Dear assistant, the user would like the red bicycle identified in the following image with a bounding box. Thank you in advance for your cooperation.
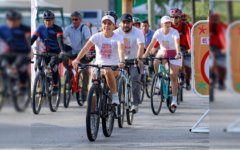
[63,54,95,108]
[63,55,84,107]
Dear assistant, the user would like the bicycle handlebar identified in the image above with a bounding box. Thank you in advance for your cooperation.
[78,63,119,71]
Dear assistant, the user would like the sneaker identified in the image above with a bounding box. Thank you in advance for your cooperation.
[186,81,191,90]
[111,94,119,105]
[18,86,27,95]
[131,105,139,114]
[81,95,87,101]
[91,116,95,129]
[219,81,226,90]
[171,99,178,108]
[51,86,58,96]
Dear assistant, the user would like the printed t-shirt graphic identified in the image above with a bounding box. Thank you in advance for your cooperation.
[124,38,131,55]
[101,43,112,59]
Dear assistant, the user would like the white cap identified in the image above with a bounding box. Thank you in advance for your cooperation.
[102,15,115,25]
[161,16,171,24]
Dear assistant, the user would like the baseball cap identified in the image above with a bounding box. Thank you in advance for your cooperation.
[161,16,171,24]
[102,15,115,25]
[120,13,132,22]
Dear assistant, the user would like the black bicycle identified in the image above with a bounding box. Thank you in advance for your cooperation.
[32,40,61,114]
[0,53,31,112]
[79,63,119,141]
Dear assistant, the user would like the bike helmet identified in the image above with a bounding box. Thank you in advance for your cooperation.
[5,10,22,19]
[43,10,55,19]
[170,8,182,16]
[105,11,118,21]
[133,17,141,24]
[182,12,188,20]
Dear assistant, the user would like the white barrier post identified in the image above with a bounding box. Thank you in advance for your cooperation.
[190,20,209,133]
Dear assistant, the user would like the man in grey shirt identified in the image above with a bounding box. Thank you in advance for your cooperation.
[63,11,91,102]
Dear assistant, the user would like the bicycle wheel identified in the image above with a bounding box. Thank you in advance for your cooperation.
[140,82,144,104]
[145,74,151,98]
[13,76,31,112]
[150,73,163,115]
[102,86,115,137]
[49,73,61,112]
[126,77,134,125]
[117,77,125,128]
[0,74,7,111]
[63,71,72,108]
[177,78,181,105]
[167,86,176,113]
[86,84,101,141]
[32,71,45,114]
[76,70,84,106]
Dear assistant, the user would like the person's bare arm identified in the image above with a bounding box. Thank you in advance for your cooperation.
[137,43,144,58]
[63,38,66,42]
[143,38,157,57]
[118,43,125,62]
[174,38,181,59]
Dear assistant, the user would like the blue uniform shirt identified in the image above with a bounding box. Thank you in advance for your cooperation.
[33,24,63,52]
[0,24,30,53]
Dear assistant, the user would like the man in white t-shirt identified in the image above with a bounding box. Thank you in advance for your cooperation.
[114,13,145,113]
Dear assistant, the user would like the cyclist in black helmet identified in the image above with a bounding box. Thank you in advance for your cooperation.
[133,17,141,29]
[31,10,66,95]
[0,10,31,94]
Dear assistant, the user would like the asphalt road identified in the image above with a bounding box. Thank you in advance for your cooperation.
[30,89,209,150]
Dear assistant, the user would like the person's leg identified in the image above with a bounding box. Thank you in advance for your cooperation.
[104,68,119,105]
[104,68,118,94]
[80,59,89,101]
[169,63,180,107]
[15,56,28,85]
[130,65,141,106]
[50,56,59,95]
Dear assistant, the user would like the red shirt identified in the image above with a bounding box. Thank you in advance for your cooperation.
[209,21,226,49]
[153,22,191,50]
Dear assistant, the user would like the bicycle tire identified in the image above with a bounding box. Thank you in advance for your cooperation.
[140,82,144,104]
[117,77,125,128]
[126,77,134,125]
[0,74,7,111]
[76,70,84,106]
[13,76,31,112]
[86,84,101,141]
[63,71,72,108]
[145,74,151,98]
[150,73,163,115]
[167,86,176,113]
[32,71,45,114]
[102,86,115,137]
[49,72,61,112]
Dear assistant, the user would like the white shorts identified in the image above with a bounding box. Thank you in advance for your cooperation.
[157,50,182,67]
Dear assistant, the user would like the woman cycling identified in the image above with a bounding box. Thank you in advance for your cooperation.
[72,15,125,105]
[143,16,182,108]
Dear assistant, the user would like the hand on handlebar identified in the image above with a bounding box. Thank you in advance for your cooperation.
[118,62,125,69]
[137,59,143,68]
[72,59,80,70]
[175,55,181,59]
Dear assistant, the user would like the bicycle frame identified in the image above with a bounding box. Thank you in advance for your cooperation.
[120,69,131,109]
[68,59,83,93]
[158,61,171,100]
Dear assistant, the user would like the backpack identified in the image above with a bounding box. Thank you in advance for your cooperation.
[171,22,186,35]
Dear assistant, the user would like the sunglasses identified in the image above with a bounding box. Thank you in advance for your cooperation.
[171,16,181,19]
[72,19,79,21]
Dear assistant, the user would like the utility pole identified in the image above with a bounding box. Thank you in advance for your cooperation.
[148,0,155,30]
[191,0,196,24]
[122,0,133,16]
[227,1,233,23]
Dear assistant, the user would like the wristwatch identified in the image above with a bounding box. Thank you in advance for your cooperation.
[137,57,143,61]
[177,52,182,56]
[120,61,126,64]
